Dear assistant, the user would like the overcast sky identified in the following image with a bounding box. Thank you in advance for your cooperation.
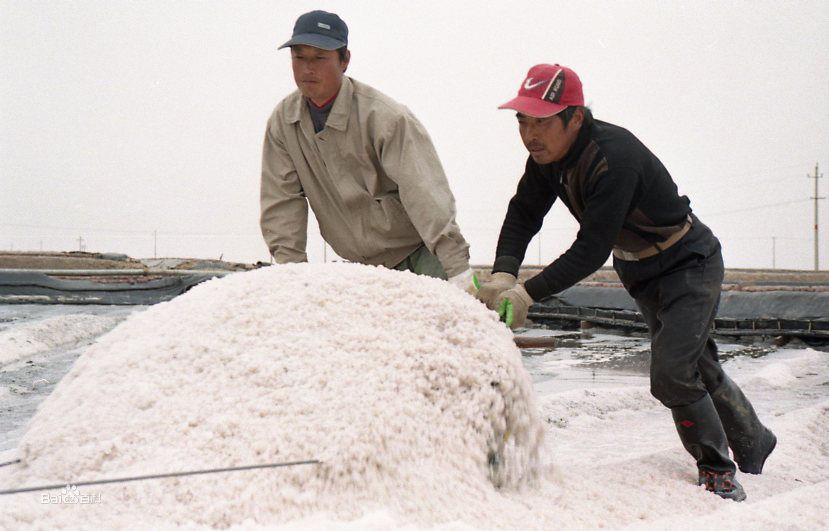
[2,1,827,270]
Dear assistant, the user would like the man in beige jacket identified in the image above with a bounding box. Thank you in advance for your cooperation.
[260,10,476,292]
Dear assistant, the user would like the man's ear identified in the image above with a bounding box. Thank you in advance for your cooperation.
[571,107,585,128]
[342,49,351,73]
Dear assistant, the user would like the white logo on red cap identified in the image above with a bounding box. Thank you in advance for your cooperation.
[542,68,565,103]
[523,78,547,90]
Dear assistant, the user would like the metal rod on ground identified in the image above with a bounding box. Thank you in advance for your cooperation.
[0,459,320,496]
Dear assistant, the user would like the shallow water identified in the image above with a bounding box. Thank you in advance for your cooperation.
[0,305,140,450]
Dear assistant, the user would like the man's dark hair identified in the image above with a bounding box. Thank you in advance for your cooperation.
[558,106,592,127]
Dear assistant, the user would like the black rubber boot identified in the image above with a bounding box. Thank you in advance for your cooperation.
[698,469,746,502]
[672,394,746,502]
[710,374,777,474]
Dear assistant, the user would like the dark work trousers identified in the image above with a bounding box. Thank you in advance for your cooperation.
[613,215,726,408]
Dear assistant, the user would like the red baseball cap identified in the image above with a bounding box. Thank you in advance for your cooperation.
[498,64,584,118]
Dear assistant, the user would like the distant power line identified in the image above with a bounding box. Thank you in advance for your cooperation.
[685,163,806,189]
[704,198,811,217]
[0,222,149,234]
[728,235,811,242]
[692,173,800,194]
[0,222,253,238]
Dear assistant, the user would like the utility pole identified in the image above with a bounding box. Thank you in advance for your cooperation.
[772,236,776,269]
[154,230,157,259]
[808,162,824,271]
[77,236,85,252]
[537,230,542,265]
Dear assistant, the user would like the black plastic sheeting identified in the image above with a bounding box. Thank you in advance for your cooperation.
[1,271,826,322]
[542,286,829,321]
[528,285,829,341]
[0,272,219,305]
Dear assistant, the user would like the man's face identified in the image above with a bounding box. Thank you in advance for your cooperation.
[290,44,350,105]
[517,110,583,164]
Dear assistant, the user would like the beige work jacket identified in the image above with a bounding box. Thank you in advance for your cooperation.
[260,77,470,277]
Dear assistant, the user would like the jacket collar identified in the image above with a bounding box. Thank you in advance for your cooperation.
[559,111,593,169]
[285,77,354,132]
[324,77,352,131]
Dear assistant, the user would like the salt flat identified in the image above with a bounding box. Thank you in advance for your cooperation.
[0,264,826,529]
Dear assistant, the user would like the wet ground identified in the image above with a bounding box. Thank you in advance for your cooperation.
[0,305,139,451]
[0,305,790,452]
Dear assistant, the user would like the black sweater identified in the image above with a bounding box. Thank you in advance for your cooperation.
[493,113,692,301]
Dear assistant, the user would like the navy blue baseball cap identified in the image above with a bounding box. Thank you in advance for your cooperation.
[278,10,348,50]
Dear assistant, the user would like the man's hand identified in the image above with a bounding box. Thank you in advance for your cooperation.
[475,272,517,310]
[495,284,534,329]
[447,268,479,295]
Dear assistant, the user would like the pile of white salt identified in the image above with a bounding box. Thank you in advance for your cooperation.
[0,263,544,527]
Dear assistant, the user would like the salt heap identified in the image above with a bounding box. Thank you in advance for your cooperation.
[0,263,544,528]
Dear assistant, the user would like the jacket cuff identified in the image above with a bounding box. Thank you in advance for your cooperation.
[492,256,521,276]
[434,237,471,278]
[523,274,551,302]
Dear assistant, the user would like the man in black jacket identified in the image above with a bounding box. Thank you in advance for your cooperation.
[477,64,776,501]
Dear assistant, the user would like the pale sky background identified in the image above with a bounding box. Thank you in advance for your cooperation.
[1,1,827,270]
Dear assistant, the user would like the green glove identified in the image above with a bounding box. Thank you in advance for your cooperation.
[495,284,534,329]
[476,272,517,310]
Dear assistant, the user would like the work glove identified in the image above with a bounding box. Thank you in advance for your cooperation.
[495,284,534,330]
[447,268,480,295]
[475,272,517,310]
